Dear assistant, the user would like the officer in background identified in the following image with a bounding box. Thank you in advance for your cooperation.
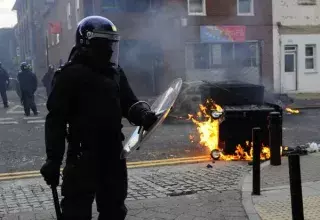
[17,62,38,116]
[0,62,9,108]
[40,16,158,220]
[42,65,55,97]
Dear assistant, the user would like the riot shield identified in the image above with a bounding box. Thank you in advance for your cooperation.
[121,78,183,159]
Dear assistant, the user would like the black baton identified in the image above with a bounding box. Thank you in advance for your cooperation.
[51,186,62,220]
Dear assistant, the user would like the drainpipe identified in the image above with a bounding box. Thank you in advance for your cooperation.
[29,0,35,71]
[277,22,283,94]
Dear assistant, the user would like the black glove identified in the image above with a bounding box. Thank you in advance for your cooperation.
[40,160,61,186]
[141,111,158,131]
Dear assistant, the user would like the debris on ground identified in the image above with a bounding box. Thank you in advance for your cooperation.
[306,142,320,153]
[206,164,213,168]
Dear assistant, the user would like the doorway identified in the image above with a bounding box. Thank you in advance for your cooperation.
[283,45,297,92]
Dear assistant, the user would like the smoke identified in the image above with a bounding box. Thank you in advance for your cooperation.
[109,1,186,97]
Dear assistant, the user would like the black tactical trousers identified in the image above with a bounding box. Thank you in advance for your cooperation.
[60,152,128,220]
[21,91,38,116]
[0,87,8,107]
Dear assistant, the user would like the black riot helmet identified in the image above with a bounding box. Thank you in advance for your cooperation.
[20,62,28,71]
[75,16,120,66]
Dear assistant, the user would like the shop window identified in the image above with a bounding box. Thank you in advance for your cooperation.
[187,42,258,70]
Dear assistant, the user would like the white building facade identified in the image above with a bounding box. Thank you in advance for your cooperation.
[273,0,320,93]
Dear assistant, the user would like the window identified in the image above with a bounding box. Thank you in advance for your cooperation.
[285,54,295,72]
[305,45,316,71]
[187,0,206,16]
[56,34,60,44]
[298,0,316,5]
[186,42,259,70]
[67,2,72,30]
[101,0,117,9]
[237,0,254,16]
[75,0,81,23]
[149,0,164,11]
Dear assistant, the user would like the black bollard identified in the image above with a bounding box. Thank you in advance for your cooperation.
[268,112,282,166]
[288,154,304,220]
[252,127,261,195]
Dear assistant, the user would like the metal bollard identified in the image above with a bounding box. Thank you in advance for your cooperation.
[252,127,261,195]
[268,112,282,166]
[288,154,304,220]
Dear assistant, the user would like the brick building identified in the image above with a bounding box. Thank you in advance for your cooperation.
[39,0,273,96]
[0,28,18,75]
[12,0,49,77]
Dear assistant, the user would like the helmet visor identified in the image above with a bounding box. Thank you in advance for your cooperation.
[88,31,120,66]
[110,41,119,67]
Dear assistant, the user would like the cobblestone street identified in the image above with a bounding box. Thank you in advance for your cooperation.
[0,162,250,219]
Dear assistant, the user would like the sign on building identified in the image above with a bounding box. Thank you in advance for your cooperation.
[200,26,246,43]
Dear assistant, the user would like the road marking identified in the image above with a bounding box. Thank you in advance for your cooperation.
[27,120,45,124]
[0,121,18,125]
[0,156,212,181]
[0,118,15,121]
[6,105,22,114]
[23,116,43,120]
[7,104,44,114]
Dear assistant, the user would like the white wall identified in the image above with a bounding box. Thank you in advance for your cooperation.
[281,34,320,92]
[273,0,320,93]
[274,0,320,26]
[273,25,281,93]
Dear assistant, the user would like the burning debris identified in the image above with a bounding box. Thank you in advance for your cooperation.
[188,99,271,161]
[285,108,300,114]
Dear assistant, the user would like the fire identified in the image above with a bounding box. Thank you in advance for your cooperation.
[188,99,271,161]
[285,108,299,114]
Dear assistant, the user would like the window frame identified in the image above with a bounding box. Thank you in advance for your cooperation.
[56,33,60,44]
[305,44,317,72]
[101,0,117,10]
[237,0,254,16]
[187,0,206,16]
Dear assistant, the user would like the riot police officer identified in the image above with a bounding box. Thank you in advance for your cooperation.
[0,62,9,108]
[17,62,38,116]
[40,16,158,220]
[42,65,55,97]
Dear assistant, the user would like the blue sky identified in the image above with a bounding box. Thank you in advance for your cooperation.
[0,0,17,28]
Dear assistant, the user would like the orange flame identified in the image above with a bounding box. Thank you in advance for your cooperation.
[188,99,271,161]
[285,108,299,114]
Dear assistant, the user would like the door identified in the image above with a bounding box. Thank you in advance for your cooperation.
[283,46,297,92]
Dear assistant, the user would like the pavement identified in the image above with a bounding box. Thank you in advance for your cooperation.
[242,153,320,220]
[0,161,251,220]
[287,93,320,109]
